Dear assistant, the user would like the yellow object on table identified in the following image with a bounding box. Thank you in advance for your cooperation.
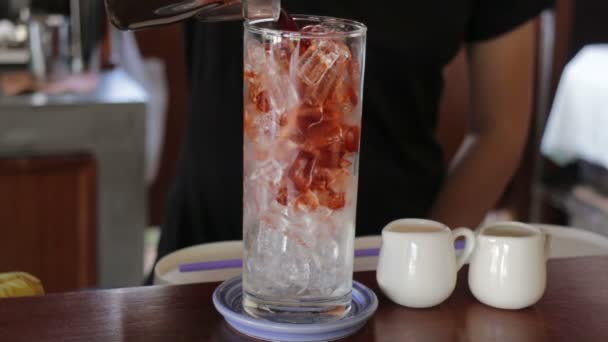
[0,272,45,298]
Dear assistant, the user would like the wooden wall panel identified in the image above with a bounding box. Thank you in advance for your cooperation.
[0,154,96,293]
[551,0,575,98]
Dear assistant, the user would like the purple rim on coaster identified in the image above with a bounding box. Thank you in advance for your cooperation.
[181,241,466,273]
[212,276,378,342]
[180,248,381,273]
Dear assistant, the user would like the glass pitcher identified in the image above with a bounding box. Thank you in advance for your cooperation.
[104,0,280,30]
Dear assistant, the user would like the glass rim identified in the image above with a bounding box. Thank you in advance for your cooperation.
[244,14,367,39]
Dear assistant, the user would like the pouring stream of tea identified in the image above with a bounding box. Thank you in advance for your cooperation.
[277,9,300,31]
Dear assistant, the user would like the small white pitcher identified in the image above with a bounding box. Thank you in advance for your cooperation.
[377,219,476,308]
[468,221,551,310]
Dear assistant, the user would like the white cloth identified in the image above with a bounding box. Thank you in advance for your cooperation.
[110,27,168,184]
[542,45,608,169]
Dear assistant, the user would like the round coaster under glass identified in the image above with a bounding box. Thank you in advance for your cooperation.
[212,276,378,342]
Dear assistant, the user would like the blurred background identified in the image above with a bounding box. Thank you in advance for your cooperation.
[0,0,607,293]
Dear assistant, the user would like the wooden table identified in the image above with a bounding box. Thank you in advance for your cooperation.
[1,256,607,341]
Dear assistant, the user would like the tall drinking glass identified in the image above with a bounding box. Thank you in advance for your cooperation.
[242,15,366,323]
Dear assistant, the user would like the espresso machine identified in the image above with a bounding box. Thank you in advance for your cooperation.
[6,0,106,81]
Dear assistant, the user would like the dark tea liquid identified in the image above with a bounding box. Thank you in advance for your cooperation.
[277,9,299,31]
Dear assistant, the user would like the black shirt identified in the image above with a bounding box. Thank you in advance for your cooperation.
[156,0,553,260]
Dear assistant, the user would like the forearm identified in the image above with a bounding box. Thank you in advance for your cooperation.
[429,129,528,229]
[430,20,536,229]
